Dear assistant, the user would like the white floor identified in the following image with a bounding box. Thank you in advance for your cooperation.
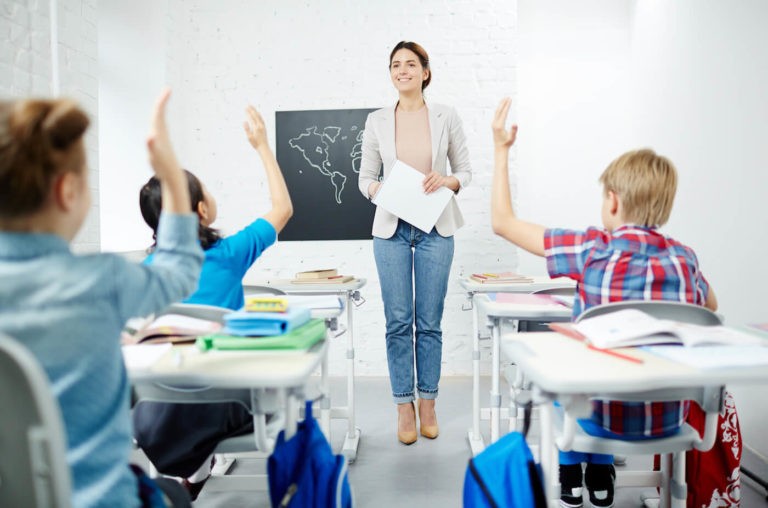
[176,376,767,507]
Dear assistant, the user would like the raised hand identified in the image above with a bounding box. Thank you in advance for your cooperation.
[243,105,268,150]
[492,97,518,150]
[146,88,181,179]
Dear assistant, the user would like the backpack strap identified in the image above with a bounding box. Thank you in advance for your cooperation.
[467,459,499,508]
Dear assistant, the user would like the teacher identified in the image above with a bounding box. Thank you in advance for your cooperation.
[358,41,472,445]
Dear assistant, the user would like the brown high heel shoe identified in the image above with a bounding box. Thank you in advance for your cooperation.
[418,398,439,439]
[397,401,418,445]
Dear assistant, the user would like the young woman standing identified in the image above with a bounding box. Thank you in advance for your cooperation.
[358,41,472,444]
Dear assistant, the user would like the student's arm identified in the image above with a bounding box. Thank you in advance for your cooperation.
[117,88,204,319]
[244,105,293,233]
[491,98,546,257]
[359,113,382,199]
[147,88,191,216]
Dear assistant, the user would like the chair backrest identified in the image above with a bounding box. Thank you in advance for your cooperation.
[159,302,231,323]
[0,333,72,508]
[243,284,287,296]
[576,300,722,326]
[532,286,576,297]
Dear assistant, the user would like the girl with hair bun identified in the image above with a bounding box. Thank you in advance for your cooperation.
[0,90,203,507]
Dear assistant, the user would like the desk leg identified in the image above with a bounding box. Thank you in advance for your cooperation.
[467,292,485,456]
[341,291,361,462]
[320,333,331,440]
[539,400,558,505]
[490,318,501,443]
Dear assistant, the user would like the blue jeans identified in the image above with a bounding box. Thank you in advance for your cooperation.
[373,220,454,404]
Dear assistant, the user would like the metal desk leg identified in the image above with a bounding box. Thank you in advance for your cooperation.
[341,290,361,462]
[490,317,501,442]
[538,400,559,506]
[467,292,485,455]
[320,332,331,440]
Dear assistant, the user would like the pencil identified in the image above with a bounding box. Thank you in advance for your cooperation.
[586,344,644,364]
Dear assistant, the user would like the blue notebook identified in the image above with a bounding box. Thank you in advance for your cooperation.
[223,306,311,336]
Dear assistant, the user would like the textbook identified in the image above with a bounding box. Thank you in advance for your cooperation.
[295,268,338,279]
[551,309,763,349]
[290,275,355,284]
[469,272,534,284]
[223,306,311,336]
[130,314,222,344]
[197,319,326,351]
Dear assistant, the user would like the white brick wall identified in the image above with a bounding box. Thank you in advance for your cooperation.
[0,0,100,252]
[165,0,519,376]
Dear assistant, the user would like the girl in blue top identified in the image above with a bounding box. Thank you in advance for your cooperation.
[133,106,293,497]
[0,89,204,508]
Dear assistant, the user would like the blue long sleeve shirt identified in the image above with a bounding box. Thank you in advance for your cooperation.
[0,213,203,508]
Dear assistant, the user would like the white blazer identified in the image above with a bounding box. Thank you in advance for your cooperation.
[358,102,473,239]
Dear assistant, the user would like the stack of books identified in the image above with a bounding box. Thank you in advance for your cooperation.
[196,296,325,352]
[469,272,534,284]
[291,268,355,284]
[127,314,223,345]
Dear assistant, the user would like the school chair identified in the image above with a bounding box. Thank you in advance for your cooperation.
[133,302,286,493]
[554,301,724,508]
[0,333,72,508]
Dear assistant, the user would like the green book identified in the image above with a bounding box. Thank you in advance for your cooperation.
[196,319,325,352]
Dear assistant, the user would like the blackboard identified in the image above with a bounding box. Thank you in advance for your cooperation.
[276,108,379,241]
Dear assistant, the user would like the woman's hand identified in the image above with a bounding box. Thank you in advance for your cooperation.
[423,172,459,194]
[146,88,181,179]
[368,181,382,199]
[244,105,268,150]
[492,97,518,150]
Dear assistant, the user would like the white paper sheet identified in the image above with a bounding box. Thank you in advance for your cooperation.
[372,160,453,233]
[122,343,172,370]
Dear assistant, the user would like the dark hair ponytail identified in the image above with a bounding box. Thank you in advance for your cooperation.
[139,169,221,251]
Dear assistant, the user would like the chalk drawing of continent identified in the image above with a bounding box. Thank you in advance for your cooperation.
[288,125,350,204]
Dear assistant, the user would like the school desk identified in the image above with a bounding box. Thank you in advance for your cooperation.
[501,331,768,507]
[243,278,366,462]
[473,292,572,453]
[125,338,329,492]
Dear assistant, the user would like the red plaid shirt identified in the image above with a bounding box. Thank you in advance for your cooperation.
[544,225,710,437]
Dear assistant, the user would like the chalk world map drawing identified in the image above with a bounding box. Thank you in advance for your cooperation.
[276,108,378,241]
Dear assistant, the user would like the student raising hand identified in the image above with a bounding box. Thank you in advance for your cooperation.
[146,88,191,215]
[243,105,293,233]
[492,97,518,150]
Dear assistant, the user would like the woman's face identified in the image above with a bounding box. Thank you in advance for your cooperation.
[390,48,428,94]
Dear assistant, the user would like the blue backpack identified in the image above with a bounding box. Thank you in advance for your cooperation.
[268,401,353,508]
[463,405,546,508]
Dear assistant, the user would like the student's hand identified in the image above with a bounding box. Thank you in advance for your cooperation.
[146,87,182,179]
[244,105,268,150]
[492,97,518,150]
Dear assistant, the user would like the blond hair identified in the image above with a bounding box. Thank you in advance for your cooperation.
[599,148,677,227]
[0,98,89,218]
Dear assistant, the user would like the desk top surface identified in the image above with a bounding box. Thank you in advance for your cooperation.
[476,293,572,320]
[127,340,327,389]
[460,276,575,294]
[502,332,768,394]
[245,278,367,293]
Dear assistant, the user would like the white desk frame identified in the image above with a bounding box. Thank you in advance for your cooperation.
[459,277,574,456]
[246,278,366,462]
[475,294,571,447]
[501,332,768,508]
[127,340,328,492]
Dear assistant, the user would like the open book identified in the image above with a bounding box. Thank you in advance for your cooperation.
[129,314,223,344]
[554,309,763,349]
[469,272,534,284]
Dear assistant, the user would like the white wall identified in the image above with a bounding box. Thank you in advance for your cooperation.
[519,0,768,457]
[1,0,100,252]
[97,0,169,252]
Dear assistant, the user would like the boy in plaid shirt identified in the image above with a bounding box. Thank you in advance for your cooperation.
[490,98,719,508]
